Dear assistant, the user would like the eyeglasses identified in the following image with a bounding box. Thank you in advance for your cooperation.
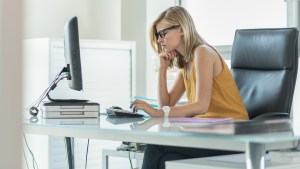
[155,25,180,39]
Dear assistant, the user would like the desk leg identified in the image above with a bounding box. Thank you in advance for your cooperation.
[65,137,74,169]
[245,143,265,169]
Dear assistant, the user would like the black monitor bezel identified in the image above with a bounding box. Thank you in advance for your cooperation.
[63,16,83,91]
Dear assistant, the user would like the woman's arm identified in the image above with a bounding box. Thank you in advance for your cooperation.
[168,70,185,106]
[131,46,219,117]
[157,51,185,107]
[157,67,169,107]
[167,45,216,117]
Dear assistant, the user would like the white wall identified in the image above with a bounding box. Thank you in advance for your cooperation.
[23,0,121,40]
[23,0,152,97]
[146,0,178,98]
[0,0,23,168]
[287,0,300,121]
[22,0,180,98]
[121,0,147,96]
[22,1,124,168]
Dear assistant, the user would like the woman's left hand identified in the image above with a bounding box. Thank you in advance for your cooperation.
[130,99,163,117]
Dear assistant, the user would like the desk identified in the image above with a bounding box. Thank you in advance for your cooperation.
[24,117,300,169]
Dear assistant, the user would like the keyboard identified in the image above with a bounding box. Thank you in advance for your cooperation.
[106,108,144,118]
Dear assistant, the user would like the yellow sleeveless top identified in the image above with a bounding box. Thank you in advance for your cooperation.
[182,56,249,120]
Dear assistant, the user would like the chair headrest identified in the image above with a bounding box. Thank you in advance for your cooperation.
[231,28,298,69]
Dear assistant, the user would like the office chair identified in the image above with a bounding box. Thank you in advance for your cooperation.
[231,28,299,120]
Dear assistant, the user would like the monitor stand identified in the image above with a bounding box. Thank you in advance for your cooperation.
[41,91,99,119]
[47,93,88,102]
[41,100,100,119]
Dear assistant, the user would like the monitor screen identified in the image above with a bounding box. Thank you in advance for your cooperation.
[64,16,83,91]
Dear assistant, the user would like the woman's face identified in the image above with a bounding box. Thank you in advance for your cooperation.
[156,22,182,53]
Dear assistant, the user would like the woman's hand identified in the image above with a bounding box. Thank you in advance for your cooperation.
[130,99,163,117]
[159,51,177,70]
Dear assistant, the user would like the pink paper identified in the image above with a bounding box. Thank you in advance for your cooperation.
[170,117,232,123]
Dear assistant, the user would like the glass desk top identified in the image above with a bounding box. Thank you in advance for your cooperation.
[24,116,300,168]
[24,116,300,144]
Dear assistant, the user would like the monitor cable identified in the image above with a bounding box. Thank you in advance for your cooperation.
[22,139,30,169]
[291,130,300,151]
[294,140,300,151]
[85,139,90,169]
[23,134,39,169]
[128,149,133,169]
[28,67,67,107]
[27,67,69,116]
[124,143,135,169]
[117,142,134,169]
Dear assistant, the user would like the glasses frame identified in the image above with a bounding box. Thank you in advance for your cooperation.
[155,25,180,39]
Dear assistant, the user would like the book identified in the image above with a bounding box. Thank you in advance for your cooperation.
[180,119,293,135]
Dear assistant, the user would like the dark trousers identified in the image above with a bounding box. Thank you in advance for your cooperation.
[141,144,242,169]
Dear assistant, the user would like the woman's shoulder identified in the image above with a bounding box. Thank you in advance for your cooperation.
[194,44,217,55]
[193,45,218,62]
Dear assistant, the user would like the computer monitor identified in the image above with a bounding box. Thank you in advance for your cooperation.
[64,16,83,91]
[29,16,87,117]
[46,16,86,101]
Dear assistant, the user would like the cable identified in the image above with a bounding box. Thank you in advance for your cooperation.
[22,142,30,169]
[23,134,39,169]
[126,142,134,169]
[26,71,62,110]
[294,140,300,151]
[35,74,67,107]
[26,68,69,113]
[72,138,75,163]
[128,145,134,169]
[85,139,90,169]
[27,73,69,116]
[38,74,68,106]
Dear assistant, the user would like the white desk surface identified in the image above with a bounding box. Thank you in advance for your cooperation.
[23,116,300,152]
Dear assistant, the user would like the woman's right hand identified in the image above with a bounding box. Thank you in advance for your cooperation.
[159,51,177,70]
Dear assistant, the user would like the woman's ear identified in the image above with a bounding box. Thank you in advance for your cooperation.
[180,27,184,35]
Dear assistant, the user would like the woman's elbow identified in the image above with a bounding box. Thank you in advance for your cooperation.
[193,102,209,115]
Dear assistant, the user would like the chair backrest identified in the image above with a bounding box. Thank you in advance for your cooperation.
[231,28,298,119]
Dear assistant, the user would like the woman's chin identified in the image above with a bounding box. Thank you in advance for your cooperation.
[164,49,174,53]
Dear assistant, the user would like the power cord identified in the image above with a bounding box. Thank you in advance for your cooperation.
[294,140,300,151]
[128,149,133,169]
[27,71,61,109]
[85,139,90,169]
[26,68,69,115]
[23,134,39,169]
[33,74,67,107]
[117,142,135,169]
[22,141,30,169]
[125,143,135,169]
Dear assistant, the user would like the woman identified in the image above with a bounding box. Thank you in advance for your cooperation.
[130,6,249,169]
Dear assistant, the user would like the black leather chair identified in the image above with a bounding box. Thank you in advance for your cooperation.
[231,28,299,120]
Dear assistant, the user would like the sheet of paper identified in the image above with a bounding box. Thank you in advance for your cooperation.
[170,117,232,123]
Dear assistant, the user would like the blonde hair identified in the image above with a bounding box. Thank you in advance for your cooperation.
[150,6,209,68]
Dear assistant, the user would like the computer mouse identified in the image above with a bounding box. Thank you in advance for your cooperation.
[111,106,123,110]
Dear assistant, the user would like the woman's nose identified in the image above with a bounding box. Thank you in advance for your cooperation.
[157,36,163,43]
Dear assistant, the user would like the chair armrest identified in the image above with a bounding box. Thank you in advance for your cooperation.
[253,112,290,120]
